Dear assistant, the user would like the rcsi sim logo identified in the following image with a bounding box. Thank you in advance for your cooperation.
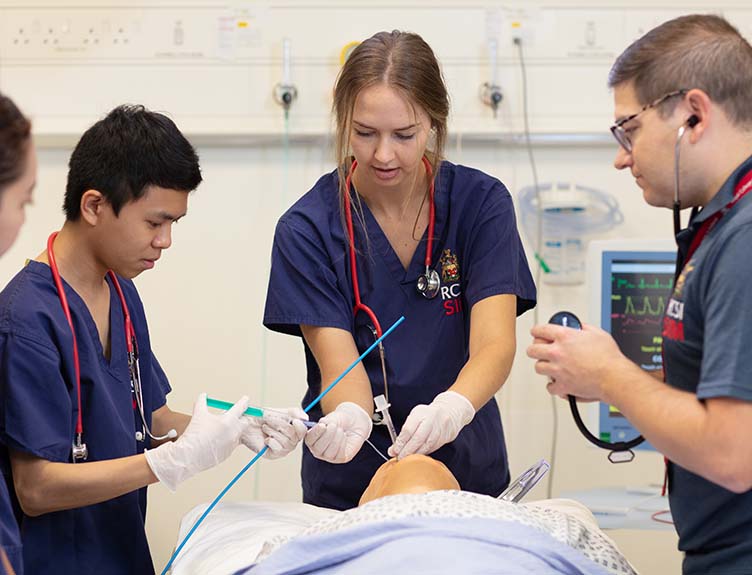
[439,249,463,316]
[663,261,693,342]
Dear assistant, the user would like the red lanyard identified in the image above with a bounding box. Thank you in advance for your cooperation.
[662,167,752,495]
[684,169,752,264]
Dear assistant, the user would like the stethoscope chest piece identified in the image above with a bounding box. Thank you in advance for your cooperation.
[417,268,440,299]
[72,435,88,462]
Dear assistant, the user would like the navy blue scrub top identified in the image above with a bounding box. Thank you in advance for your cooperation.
[0,475,21,575]
[265,161,536,509]
[0,261,171,575]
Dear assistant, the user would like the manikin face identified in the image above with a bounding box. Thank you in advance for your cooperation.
[359,454,460,506]
[349,83,432,192]
[92,185,188,279]
[0,142,36,256]
[612,82,684,209]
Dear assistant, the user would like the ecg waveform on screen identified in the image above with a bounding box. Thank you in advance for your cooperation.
[602,259,676,435]
[622,295,666,316]
[614,277,674,290]
[609,265,675,381]
[615,316,663,327]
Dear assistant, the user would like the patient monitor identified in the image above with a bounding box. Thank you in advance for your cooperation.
[587,239,677,451]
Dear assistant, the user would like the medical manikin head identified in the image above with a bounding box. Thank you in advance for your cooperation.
[359,454,460,506]
[0,93,35,257]
[332,31,449,201]
[608,15,752,210]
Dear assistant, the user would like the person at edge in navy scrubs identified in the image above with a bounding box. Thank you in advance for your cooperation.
[0,92,37,575]
[528,15,752,575]
[0,105,308,575]
[264,30,536,510]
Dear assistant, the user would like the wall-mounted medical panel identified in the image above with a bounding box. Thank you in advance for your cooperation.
[0,2,749,142]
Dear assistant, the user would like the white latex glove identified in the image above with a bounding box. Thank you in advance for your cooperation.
[144,393,250,491]
[388,391,475,459]
[304,402,372,464]
[241,407,309,459]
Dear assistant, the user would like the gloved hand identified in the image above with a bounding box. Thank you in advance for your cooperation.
[388,390,475,459]
[241,407,309,459]
[304,402,372,464]
[144,393,250,491]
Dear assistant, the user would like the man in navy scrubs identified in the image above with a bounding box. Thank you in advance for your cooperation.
[0,105,307,574]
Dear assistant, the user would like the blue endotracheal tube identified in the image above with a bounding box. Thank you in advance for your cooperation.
[161,316,406,575]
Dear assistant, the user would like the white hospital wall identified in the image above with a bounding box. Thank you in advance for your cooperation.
[3,1,750,573]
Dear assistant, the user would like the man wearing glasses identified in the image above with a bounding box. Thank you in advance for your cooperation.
[527,14,752,575]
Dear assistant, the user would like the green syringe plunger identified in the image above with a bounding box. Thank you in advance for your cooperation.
[206,397,264,418]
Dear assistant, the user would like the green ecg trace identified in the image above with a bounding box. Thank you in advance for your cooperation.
[623,295,666,316]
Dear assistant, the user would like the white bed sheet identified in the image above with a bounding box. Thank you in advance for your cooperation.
[171,501,336,575]
[170,497,638,575]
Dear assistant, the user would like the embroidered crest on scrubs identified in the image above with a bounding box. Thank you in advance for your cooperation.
[440,249,460,283]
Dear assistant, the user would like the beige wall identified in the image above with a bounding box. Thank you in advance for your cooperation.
[5,1,750,573]
[0,140,684,573]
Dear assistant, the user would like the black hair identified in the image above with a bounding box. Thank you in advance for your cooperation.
[64,104,202,220]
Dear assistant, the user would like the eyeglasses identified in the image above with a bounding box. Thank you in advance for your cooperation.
[610,89,688,153]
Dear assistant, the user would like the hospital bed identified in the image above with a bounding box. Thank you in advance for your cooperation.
[169,492,638,575]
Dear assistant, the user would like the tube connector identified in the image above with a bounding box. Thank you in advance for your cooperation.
[374,394,397,444]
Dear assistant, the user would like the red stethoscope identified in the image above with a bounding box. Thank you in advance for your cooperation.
[343,157,439,409]
[344,156,440,337]
[47,232,175,462]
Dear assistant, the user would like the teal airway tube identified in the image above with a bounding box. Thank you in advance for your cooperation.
[161,315,406,575]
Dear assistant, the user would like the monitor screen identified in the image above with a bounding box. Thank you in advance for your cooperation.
[588,241,677,450]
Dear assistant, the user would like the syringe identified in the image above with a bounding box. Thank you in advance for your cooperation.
[206,397,264,418]
[206,396,315,427]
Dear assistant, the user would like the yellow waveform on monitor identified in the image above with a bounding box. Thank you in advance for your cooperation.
[624,295,666,316]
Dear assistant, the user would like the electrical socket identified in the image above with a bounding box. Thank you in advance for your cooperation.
[510,19,525,44]
[506,8,539,47]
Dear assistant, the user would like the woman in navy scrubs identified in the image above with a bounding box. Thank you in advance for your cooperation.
[0,92,36,575]
[264,30,536,510]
